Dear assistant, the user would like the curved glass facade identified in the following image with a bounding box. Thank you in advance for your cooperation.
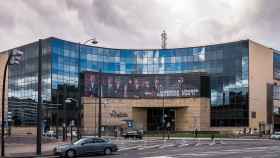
[51,38,249,127]
[8,37,249,127]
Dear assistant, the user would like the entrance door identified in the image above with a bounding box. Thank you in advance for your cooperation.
[147,108,175,131]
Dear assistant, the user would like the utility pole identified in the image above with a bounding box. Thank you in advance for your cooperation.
[162,89,165,140]
[77,43,81,139]
[98,69,102,137]
[98,41,103,138]
[36,39,42,155]
[78,38,98,138]
[161,30,167,139]
[62,85,67,141]
[1,49,24,157]
[1,53,12,157]
[55,92,59,139]
[95,98,97,136]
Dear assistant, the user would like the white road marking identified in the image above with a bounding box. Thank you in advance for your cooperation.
[157,146,280,158]
[138,144,162,150]
[159,144,175,149]
[143,156,175,158]
[178,143,189,147]
[194,143,201,147]
[119,145,143,151]
[174,153,210,156]
[209,142,215,146]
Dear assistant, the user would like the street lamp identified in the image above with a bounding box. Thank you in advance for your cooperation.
[160,85,166,140]
[65,98,78,142]
[1,49,24,157]
[82,38,98,45]
[77,38,99,139]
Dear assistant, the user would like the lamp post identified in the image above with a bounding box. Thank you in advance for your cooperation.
[65,98,78,142]
[37,39,43,155]
[98,69,102,137]
[1,49,24,157]
[55,93,59,139]
[77,38,98,139]
[62,85,67,141]
[160,85,166,140]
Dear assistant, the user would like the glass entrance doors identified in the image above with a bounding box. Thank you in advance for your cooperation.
[147,108,175,131]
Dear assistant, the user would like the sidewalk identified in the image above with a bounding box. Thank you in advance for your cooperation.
[4,135,71,158]
[6,141,68,158]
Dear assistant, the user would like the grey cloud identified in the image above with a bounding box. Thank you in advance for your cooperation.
[1,0,280,51]
[65,0,169,48]
[0,11,15,30]
[92,0,130,31]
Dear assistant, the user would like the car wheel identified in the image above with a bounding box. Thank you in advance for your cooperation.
[104,148,112,155]
[66,149,76,158]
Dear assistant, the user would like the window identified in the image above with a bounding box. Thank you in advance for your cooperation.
[273,85,280,100]
[93,138,106,143]
[273,52,280,80]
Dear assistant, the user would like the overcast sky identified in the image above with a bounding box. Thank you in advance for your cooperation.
[0,0,280,52]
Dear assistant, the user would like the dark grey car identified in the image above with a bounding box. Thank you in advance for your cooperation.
[54,137,118,158]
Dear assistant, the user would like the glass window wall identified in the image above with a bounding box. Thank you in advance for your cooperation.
[7,38,249,127]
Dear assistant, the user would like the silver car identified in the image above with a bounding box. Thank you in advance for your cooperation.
[271,132,280,140]
[54,137,118,158]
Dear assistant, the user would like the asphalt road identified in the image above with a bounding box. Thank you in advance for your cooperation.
[25,138,280,158]
[91,139,280,158]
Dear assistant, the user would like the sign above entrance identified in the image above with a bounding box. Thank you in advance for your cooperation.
[81,72,209,98]
[110,110,128,118]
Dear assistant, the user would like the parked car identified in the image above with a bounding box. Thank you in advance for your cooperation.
[122,129,143,139]
[67,130,77,137]
[53,137,118,158]
[43,130,56,137]
[271,131,280,140]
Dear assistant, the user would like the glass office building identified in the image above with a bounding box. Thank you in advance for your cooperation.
[5,37,249,127]
[7,40,52,125]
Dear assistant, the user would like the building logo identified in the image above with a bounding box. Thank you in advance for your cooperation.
[110,110,128,118]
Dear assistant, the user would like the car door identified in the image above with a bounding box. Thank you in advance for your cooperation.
[83,138,103,154]
[78,139,94,155]
[94,138,107,152]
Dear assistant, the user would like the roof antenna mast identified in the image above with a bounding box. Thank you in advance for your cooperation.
[161,30,167,49]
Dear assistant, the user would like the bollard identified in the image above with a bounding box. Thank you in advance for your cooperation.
[70,126,73,142]
[211,134,215,142]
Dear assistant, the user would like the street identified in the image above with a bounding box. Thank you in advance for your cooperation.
[40,138,280,158]
[106,139,280,158]
[107,139,280,158]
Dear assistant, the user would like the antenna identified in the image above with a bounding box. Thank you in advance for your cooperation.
[161,30,167,49]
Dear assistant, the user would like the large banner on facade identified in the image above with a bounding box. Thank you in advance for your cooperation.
[82,72,208,98]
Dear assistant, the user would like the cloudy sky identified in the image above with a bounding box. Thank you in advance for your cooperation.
[0,0,280,52]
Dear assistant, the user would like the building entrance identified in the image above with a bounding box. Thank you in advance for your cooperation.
[147,108,175,131]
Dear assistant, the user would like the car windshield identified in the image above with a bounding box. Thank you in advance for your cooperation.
[73,138,88,145]
[104,138,111,143]
[94,138,108,143]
